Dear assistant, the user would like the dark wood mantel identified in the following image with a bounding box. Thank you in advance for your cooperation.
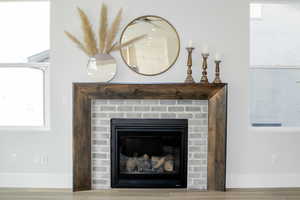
[73,83,228,192]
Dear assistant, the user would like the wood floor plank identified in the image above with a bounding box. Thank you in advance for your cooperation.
[0,188,299,200]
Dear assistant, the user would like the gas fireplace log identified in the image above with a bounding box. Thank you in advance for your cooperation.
[152,155,175,172]
[164,160,174,172]
[153,157,166,169]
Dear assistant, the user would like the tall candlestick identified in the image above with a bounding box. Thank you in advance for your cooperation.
[200,53,210,84]
[213,60,222,84]
[185,47,195,83]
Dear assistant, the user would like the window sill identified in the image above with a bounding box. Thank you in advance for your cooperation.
[248,126,300,134]
[0,126,50,133]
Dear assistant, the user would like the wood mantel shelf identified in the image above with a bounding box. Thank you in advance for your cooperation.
[73,83,228,192]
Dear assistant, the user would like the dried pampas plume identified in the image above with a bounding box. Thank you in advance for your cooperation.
[64,31,90,56]
[109,34,147,52]
[99,4,108,53]
[105,8,123,53]
[77,7,98,56]
[65,4,146,56]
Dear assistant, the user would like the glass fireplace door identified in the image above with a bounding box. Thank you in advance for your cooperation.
[111,119,188,188]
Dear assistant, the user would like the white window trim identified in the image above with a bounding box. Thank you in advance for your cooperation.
[250,3,263,20]
[0,63,50,131]
[250,65,300,69]
[0,0,49,2]
[248,126,300,134]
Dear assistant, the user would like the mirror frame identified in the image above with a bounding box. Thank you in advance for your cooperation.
[119,15,181,76]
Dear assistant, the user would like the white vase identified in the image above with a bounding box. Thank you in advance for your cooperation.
[87,54,117,82]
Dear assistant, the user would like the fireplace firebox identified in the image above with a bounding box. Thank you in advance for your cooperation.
[111,119,188,188]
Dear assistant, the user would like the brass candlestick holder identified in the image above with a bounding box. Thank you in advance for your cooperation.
[200,53,209,84]
[213,60,222,84]
[185,47,195,83]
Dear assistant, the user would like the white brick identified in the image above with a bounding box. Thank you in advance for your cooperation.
[142,100,159,105]
[186,106,201,112]
[92,127,108,132]
[126,113,142,118]
[160,100,176,105]
[168,106,184,112]
[202,106,208,113]
[178,100,193,105]
[92,113,108,118]
[93,179,109,185]
[117,106,133,112]
[93,167,109,172]
[101,106,116,112]
[93,140,108,145]
[109,100,125,104]
[160,113,176,118]
[193,100,207,105]
[92,153,107,159]
[108,113,125,118]
[151,106,167,112]
[124,100,142,104]
[134,106,150,112]
[177,113,193,119]
[143,113,160,118]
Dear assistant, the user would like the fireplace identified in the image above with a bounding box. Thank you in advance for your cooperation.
[73,83,227,191]
[111,119,188,188]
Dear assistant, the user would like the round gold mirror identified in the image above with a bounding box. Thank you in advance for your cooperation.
[120,16,180,76]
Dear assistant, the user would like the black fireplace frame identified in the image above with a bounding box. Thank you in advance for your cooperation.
[111,118,188,188]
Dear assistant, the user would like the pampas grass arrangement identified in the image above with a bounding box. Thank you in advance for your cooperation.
[65,4,145,57]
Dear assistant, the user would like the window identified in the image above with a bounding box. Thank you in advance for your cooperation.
[0,1,50,128]
[250,2,300,127]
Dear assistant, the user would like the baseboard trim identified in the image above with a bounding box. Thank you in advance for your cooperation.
[227,173,300,188]
[1,173,300,189]
[0,173,72,188]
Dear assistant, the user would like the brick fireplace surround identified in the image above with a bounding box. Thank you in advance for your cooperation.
[92,99,207,189]
[73,83,227,192]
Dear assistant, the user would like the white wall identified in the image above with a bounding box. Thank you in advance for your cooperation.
[0,0,299,189]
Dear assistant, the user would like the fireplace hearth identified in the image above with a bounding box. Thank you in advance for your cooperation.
[111,119,188,188]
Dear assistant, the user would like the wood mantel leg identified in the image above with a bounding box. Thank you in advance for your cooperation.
[73,87,92,192]
[207,86,227,191]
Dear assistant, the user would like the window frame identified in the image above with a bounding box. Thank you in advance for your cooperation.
[0,63,50,131]
[249,1,300,130]
[0,0,50,131]
[250,3,263,20]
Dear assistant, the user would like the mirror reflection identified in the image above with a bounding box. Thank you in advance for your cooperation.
[120,16,180,76]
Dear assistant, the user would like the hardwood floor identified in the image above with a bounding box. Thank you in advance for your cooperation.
[0,188,300,200]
